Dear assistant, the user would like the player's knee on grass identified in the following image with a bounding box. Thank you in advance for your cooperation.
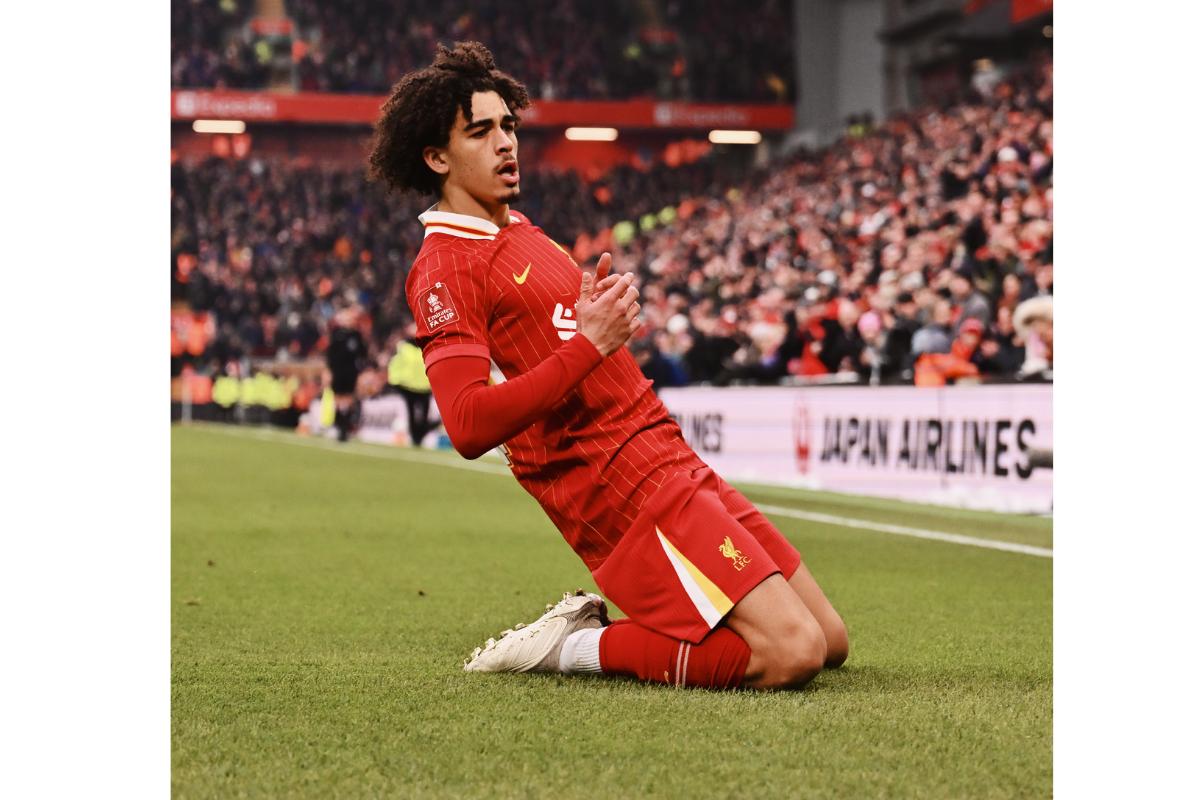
[823,616,850,669]
[754,619,827,690]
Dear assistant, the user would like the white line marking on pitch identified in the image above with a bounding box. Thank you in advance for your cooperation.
[754,503,1052,558]
[192,423,512,475]
[186,424,1051,558]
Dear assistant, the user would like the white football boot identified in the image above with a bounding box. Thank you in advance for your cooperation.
[464,589,609,673]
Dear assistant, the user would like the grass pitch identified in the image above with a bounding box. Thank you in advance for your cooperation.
[172,424,1052,799]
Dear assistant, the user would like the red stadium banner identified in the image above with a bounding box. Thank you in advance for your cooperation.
[1011,0,1052,23]
[172,90,377,124]
[962,0,1002,14]
[521,100,793,130]
[963,0,1051,23]
[171,90,794,130]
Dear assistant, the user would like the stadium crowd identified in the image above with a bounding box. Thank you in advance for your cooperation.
[172,0,795,102]
[172,54,1052,412]
[171,0,270,90]
[619,56,1054,387]
[170,149,738,365]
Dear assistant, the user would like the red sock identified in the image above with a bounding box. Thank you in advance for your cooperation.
[598,619,750,689]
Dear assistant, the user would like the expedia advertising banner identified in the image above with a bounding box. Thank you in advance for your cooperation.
[657,385,1052,513]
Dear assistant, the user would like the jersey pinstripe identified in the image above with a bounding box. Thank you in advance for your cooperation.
[407,209,703,569]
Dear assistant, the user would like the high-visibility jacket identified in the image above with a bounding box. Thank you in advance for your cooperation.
[260,373,279,409]
[320,388,336,427]
[238,376,255,407]
[388,341,431,392]
[212,376,240,408]
[278,376,299,410]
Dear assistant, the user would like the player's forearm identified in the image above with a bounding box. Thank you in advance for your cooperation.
[427,335,603,459]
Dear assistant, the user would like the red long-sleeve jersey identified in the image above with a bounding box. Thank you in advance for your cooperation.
[406,207,702,570]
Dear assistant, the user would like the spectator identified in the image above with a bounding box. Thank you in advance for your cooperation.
[634,335,688,390]
[911,299,955,358]
[974,305,1025,376]
[856,311,886,384]
[684,307,740,384]
[880,291,921,380]
[326,306,368,441]
[779,303,827,379]
[949,269,991,333]
[817,299,865,375]
[996,272,1024,318]
[914,318,983,387]
[1013,295,1053,376]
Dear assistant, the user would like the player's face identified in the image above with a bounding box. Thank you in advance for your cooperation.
[440,91,520,211]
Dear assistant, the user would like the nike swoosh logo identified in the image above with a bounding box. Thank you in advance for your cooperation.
[513,263,532,285]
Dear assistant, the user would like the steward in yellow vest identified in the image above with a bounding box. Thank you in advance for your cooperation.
[388,338,435,447]
[388,340,431,392]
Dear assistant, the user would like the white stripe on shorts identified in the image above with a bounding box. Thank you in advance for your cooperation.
[656,530,725,629]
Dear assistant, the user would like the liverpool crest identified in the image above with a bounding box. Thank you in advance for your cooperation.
[718,536,751,571]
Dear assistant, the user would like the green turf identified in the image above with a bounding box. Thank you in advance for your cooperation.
[733,480,1052,549]
[172,424,1052,799]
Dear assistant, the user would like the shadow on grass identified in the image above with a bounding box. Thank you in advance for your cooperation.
[481,662,1049,698]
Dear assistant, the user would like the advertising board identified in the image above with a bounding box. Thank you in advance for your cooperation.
[658,384,1052,513]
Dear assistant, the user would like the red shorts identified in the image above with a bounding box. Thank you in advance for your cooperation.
[591,466,803,644]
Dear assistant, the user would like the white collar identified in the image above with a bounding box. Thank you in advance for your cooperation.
[418,206,516,240]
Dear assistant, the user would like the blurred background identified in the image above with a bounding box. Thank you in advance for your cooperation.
[169,0,1052,510]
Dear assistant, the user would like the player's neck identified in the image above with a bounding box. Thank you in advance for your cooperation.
[435,188,509,228]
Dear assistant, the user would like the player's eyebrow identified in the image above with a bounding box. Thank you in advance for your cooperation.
[463,113,520,133]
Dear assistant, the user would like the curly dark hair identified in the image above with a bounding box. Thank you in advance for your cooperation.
[367,41,530,197]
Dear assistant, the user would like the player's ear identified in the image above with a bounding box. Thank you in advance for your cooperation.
[423,145,450,176]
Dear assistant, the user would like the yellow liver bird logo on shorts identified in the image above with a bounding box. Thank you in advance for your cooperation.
[718,536,751,571]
